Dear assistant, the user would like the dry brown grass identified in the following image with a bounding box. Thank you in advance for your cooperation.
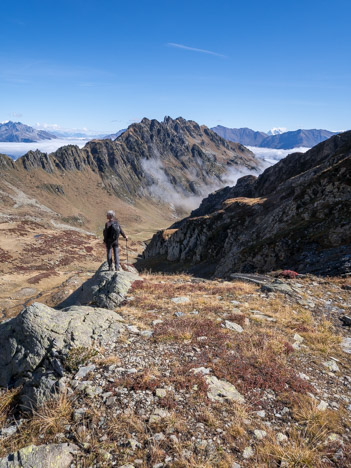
[93,355,121,367]
[301,319,342,356]
[256,395,347,467]
[291,395,343,437]
[30,392,73,436]
[0,392,73,458]
[0,388,20,429]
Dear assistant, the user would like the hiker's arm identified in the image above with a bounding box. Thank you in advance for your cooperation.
[120,225,128,240]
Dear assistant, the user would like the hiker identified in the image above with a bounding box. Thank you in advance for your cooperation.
[103,210,128,271]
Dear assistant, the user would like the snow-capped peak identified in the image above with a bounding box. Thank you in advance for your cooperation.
[267,127,287,136]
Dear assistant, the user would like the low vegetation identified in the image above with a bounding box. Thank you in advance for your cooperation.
[0,272,350,467]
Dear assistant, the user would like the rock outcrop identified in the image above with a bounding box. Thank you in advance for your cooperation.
[0,302,125,409]
[57,262,140,309]
[0,443,78,468]
[143,131,351,277]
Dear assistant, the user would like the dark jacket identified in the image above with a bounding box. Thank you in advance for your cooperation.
[103,219,126,246]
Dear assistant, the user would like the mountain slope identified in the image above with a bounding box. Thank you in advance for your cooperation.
[0,121,57,142]
[0,116,260,236]
[143,131,351,276]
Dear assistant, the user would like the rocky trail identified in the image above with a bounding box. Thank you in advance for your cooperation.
[1,264,351,467]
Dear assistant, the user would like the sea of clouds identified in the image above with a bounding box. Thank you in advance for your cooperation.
[0,139,91,159]
[248,146,310,165]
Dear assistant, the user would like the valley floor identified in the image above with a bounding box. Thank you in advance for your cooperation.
[1,266,351,467]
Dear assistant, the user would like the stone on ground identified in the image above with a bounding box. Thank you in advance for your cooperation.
[0,443,78,468]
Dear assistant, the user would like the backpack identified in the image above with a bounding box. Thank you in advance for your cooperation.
[106,221,120,243]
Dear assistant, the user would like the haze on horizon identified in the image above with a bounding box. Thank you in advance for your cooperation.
[1,0,350,134]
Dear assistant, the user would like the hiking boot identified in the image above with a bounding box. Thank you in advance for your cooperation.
[115,265,121,271]
[108,265,114,271]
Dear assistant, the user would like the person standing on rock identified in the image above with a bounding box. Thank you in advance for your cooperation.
[103,210,128,271]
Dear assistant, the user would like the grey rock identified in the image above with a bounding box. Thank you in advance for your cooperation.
[171,296,190,304]
[223,320,243,333]
[254,429,267,440]
[152,320,163,326]
[243,446,254,459]
[205,375,244,403]
[276,432,288,443]
[0,443,78,468]
[0,302,124,408]
[341,337,351,354]
[149,408,170,424]
[127,438,141,450]
[75,364,96,379]
[191,367,212,375]
[0,426,17,438]
[174,311,185,317]
[317,400,328,411]
[323,360,340,372]
[261,282,295,295]
[127,325,140,334]
[58,262,139,309]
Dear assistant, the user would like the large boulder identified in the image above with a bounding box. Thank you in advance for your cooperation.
[57,262,140,309]
[0,443,78,468]
[0,302,125,409]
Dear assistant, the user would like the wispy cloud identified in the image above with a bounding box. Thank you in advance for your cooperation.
[167,43,226,58]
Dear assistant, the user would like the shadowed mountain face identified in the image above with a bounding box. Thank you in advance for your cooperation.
[0,121,57,142]
[212,125,338,149]
[143,131,351,277]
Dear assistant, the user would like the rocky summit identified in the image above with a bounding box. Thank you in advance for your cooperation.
[1,116,259,202]
[143,130,351,277]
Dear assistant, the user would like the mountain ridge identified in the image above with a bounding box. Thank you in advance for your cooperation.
[143,130,351,276]
[212,125,338,149]
[0,121,57,142]
[0,116,261,236]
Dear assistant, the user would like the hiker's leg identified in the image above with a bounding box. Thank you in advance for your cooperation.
[113,245,120,270]
[106,245,113,269]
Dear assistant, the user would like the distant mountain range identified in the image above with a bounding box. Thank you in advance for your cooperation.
[211,125,338,149]
[0,121,57,142]
[103,129,126,140]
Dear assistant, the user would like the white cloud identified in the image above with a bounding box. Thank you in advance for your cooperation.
[167,43,226,58]
[248,146,310,165]
[35,122,61,130]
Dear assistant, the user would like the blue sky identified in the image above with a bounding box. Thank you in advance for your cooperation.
[1,0,350,133]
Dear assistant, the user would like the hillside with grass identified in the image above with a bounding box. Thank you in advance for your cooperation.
[1,265,351,467]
